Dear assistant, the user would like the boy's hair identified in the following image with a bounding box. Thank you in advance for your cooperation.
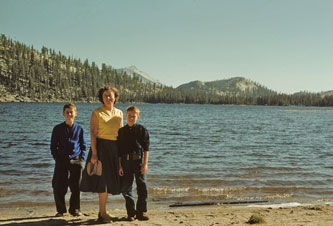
[63,103,76,112]
[126,105,140,114]
[98,86,120,104]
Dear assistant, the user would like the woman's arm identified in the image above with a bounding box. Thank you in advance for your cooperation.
[90,112,99,164]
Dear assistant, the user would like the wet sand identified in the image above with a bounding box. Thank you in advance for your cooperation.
[1,203,332,226]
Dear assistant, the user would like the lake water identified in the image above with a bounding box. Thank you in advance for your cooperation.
[0,103,332,209]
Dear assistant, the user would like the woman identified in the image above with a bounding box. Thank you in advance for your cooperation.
[81,86,123,223]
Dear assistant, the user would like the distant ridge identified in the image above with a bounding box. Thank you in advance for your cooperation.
[1,33,333,106]
[176,77,277,97]
[293,90,333,97]
[116,65,162,86]
[320,90,333,97]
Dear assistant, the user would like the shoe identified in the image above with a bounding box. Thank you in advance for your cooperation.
[126,215,135,221]
[55,212,64,217]
[69,209,82,217]
[98,212,113,223]
[136,213,149,221]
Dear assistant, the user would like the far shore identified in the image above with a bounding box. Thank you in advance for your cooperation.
[282,109,333,112]
[2,98,333,110]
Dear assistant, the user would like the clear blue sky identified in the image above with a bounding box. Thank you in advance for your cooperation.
[1,0,332,94]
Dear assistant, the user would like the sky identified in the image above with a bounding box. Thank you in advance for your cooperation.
[1,0,332,94]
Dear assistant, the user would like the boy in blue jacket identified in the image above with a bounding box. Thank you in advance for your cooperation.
[50,103,87,217]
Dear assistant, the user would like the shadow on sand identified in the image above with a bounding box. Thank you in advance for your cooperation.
[0,215,128,226]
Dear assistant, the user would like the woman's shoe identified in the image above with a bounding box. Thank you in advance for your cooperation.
[98,211,113,223]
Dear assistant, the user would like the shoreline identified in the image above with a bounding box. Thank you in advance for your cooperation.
[2,196,332,208]
[1,98,333,108]
[1,202,332,225]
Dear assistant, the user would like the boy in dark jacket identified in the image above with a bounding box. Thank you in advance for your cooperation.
[50,103,87,217]
[118,106,150,221]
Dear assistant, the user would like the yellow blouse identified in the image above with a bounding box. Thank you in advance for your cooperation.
[93,106,123,141]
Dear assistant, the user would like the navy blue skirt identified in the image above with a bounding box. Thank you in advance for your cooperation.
[80,138,120,195]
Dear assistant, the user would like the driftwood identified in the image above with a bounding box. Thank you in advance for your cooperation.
[169,199,268,207]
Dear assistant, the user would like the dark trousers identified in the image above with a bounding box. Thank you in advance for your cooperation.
[52,156,83,213]
[120,159,148,217]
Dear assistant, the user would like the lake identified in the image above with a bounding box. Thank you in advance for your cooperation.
[0,102,332,208]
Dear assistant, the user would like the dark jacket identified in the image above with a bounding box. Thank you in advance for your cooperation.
[117,124,149,156]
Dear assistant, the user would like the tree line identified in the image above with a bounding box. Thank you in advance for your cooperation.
[1,34,332,106]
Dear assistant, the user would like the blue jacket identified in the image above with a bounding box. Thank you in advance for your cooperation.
[50,122,87,160]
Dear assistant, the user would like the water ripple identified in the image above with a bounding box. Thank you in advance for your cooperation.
[1,103,333,205]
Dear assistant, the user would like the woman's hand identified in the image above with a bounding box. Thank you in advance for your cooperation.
[119,166,124,176]
[91,153,98,164]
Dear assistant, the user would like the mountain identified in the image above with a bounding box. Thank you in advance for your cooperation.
[321,90,333,97]
[0,34,164,102]
[1,34,333,106]
[116,65,162,86]
[176,77,277,97]
[293,90,333,97]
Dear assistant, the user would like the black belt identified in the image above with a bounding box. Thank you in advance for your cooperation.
[124,153,142,160]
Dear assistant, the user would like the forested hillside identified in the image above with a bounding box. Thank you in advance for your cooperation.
[0,34,165,102]
[1,34,333,106]
[176,77,277,97]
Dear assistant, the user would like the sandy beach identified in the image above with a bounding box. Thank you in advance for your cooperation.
[1,202,332,226]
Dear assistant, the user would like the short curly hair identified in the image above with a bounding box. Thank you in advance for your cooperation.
[97,86,120,104]
[63,103,77,112]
